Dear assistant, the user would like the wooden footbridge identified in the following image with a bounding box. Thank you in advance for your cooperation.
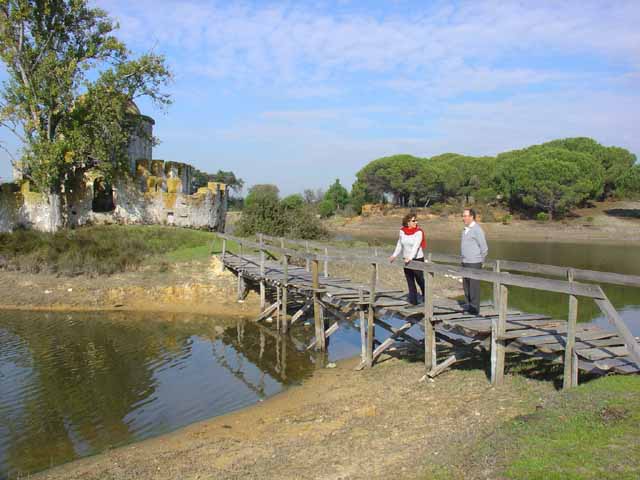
[215,233,640,389]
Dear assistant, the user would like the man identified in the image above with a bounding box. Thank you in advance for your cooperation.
[461,208,488,315]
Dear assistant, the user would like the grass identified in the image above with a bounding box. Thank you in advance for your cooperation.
[425,375,640,480]
[0,225,237,276]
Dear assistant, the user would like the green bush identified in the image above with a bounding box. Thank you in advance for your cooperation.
[235,184,327,239]
[318,198,336,218]
[501,214,513,225]
[536,212,550,222]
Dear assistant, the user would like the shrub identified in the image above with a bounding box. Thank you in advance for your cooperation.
[235,184,327,239]
[536,212,550,222]
[501,214,512,225]
[318,198,336,218]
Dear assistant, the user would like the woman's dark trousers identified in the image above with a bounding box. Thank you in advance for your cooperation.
[404,257,425,305]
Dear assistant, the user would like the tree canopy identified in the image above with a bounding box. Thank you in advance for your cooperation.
[352,137,636,217]
[0,0,172,193]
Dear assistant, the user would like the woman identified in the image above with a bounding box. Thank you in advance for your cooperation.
[389,213,426,305]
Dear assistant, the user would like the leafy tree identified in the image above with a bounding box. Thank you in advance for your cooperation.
[349,180,369,214]
[545,138,636,197]
[323,178,349,211]
[616,164,640,199]
[192,168,244,193]
[318,198,336,218]
[236,184,325,238]
[496,146,604,218]
[281,193,304,210]
[0,0,171,193]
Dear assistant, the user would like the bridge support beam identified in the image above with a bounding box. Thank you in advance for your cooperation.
[424,272,436,372]
[563,269,579,389]
[312,259,326,352]
[491,284,508,386]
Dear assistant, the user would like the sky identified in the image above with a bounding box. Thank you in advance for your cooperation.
[1,0,639,195]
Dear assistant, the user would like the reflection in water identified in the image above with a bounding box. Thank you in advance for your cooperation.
[0,310,364,479]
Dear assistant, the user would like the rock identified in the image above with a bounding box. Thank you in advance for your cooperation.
[326,362,337,369]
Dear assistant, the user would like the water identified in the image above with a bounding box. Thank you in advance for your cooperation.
[0,310,362,479]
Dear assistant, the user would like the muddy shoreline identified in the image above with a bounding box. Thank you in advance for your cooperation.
[35,355,554,480]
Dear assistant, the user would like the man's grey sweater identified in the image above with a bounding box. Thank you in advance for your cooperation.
[461,223,488,263]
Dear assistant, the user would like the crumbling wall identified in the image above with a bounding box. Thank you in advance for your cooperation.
[0,161,227,232]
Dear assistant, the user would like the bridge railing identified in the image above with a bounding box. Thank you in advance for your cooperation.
[216,232,640,389]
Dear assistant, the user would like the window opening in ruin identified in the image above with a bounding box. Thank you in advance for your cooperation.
[92,178,115,212]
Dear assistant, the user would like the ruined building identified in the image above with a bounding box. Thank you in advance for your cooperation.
[0,102,227,232]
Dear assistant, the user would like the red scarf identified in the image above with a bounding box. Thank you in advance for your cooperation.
[401,226,426,249]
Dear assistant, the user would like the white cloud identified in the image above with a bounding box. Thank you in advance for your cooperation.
[95,0,640,96]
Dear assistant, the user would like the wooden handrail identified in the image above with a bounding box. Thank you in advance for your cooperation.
[258,233,640,289]
[219,233,605,299]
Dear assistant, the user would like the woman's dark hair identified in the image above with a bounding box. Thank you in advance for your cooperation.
[402,212,417,227]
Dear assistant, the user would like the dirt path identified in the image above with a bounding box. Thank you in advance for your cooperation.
[35,356,554,480]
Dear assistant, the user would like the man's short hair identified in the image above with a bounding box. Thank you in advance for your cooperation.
[464,208,476,219]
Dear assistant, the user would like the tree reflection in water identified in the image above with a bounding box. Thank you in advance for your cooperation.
[0,310,319,479]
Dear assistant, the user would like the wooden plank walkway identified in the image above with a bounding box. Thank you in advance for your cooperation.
[221,249,640,382]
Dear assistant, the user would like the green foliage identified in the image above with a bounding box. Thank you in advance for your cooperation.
[0,0,172,192]
[235,184,326,239]
[281,194,305,210]
[501,214,513,225]
[349,180,368,214]
[192,168,244,193]
[536,212,550,222]
[244,184,280,209]
[545,137,637,197]
[354,137,634,218]
[324,178,349,211]
[0,225,213,275]
[496,146,604,218]
[318,198,336,218]
[616,165,640,199]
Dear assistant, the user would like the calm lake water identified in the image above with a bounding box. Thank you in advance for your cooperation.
[0,310,363,479]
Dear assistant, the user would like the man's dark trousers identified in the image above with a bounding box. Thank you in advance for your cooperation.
[462,262,482,314]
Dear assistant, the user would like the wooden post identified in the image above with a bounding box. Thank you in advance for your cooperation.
[305,241,311,272]
[282,255,289,334]
[259,233,266,310]
[493,260,501,310]
[563,269,579,389]
[324,247,329,278]
[491,284,508,385]
[359,287,366,363]
[280,238,285,265]
[424,272,436,372]
[312,259,326,351]
[276,287,281,330]
[367,263,377,367]
[374,248,380,282]
[220,238,227,272]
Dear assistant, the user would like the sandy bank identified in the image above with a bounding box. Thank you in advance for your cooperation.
[35,355,554,480]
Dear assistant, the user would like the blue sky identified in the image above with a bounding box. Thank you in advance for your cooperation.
[1,0,639,195]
